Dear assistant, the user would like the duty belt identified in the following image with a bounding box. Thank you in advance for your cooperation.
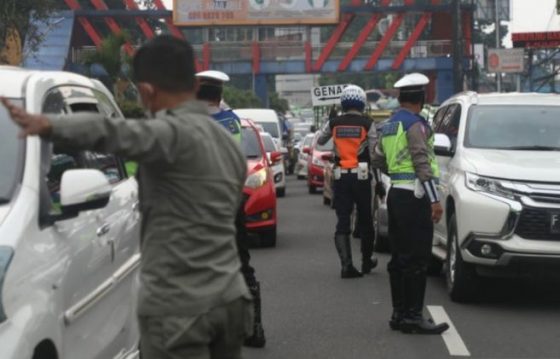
[339,168,359,174]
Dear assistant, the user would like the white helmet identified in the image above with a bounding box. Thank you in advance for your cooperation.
[340,85,367,112]
[195,70,230,83]
[394,73,429,91]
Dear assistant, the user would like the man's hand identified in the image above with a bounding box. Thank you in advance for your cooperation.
[1,97,52,138]
[375,182,386,200]
[431,202,443,223]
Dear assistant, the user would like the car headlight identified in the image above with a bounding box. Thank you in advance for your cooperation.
[312,157,324,167]
[245,168,268,189]
[0,246,14,323]
[465,173,515,200]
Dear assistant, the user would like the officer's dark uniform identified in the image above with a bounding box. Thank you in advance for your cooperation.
[372,73,449,334]
[318,86,378,278]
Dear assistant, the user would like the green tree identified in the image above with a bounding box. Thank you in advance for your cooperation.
[0,0,57,64]
[223,86,262,108]
[268,92,289,114]
[83,32,131,82]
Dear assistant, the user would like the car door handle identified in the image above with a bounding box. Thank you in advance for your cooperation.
[97,223,111,237]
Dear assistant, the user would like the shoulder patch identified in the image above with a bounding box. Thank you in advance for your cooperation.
[335,126,362,138]
[382,122,400,136]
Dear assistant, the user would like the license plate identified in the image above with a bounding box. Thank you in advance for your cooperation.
[551,213,560,234]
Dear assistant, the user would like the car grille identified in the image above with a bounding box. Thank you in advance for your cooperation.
[515,208,560,241]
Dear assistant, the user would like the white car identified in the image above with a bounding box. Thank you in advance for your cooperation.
[260,132,287,197]
[0,66,140,359]
[431,92,560,302]
[234,109,283,146]
[295,133,315,180]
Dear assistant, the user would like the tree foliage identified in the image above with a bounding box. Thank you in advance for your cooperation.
[83,32,131,82]
[0,0,57,64]
[268,92,290,114]
[223,86,262,109]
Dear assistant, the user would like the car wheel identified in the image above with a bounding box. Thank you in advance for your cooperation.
[323,195,331,206]
[308,185,317,194]
[373,206,389,252]
[260,227,277,247]
[276,187,286,197]
[446,214,478,302]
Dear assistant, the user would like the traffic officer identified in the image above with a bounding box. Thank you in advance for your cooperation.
[372,73,449,334]
[318,85,378,278]
[196,70,266,348]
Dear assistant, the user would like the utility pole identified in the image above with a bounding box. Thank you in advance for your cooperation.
[495,0,502,92]
[452,0,463,93]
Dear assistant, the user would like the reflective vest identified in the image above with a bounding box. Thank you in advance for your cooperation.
[330,113,373,169]
[381,110,439,184]
[211,109,242,144]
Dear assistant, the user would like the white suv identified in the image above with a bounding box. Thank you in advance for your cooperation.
[0,67,140,358]
[432,92,560,302]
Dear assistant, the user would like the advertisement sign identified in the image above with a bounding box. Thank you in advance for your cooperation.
[487,48,524,73]
[173,0,340,26]
[311,84,348,107]
[512,32,560,49]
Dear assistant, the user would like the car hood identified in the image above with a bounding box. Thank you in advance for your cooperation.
[463,148,560,182]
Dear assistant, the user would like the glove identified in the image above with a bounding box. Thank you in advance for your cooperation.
[375,182,386,199]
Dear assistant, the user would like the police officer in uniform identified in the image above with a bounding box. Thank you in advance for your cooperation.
[372,73,449,334]
[196,70,266,348]
[318,85,378,278]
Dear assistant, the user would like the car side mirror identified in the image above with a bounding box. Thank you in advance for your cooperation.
[58,169,112,220]
[270,151,283,164]
[303,147,312,155]
[321,152,334,162]
[434,133,453,157]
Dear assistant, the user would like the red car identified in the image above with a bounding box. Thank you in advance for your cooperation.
[304,132,333,194]
[240,119,281,247]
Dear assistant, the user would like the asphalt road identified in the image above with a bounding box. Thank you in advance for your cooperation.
[245,177,560,359]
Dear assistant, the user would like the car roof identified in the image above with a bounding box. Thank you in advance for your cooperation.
[447,91,560,107]
[234,108,279,122]
[0,66,104,99]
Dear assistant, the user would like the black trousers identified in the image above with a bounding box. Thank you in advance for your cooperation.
[386,188,433,315]
[235,199,257,287]
[333,173,374,260]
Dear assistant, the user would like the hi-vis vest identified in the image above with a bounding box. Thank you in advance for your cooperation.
[331,113,373,169]
[381,110,439,184]
[212,109,242,144]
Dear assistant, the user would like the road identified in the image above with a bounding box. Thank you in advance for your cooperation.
[245,177,560,359]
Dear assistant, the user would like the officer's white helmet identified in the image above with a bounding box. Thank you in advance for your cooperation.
[394,73,429,90]
[195,70,230,83]
[340,85,367,112]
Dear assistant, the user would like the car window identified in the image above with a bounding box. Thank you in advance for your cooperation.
[241,127,263,159]
[84,152,125,184]
[0,99,24,204]
[261,135,277,153]
[316,137,333,152]
[256,122,279,138]
[303,136,313,148]
[432,106,449,133]
[437,104,461,150]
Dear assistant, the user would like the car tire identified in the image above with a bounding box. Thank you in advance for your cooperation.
[276,187,286,197]
[260,227,277,247]
[308,185,317,194]
[323,196,331,206]
[446,214,478,302]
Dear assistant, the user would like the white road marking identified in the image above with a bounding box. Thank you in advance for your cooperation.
[427,305,471,357]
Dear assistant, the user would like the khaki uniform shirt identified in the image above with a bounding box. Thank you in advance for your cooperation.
[48,100,250,316]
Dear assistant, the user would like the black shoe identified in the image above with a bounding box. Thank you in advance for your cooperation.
[400,317,449,335]
[341,266,363,278]
[389,311,404,331]
[244,323,266,348]
[361,257,378,274]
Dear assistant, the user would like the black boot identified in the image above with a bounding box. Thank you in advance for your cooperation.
[244,282,266,348]
[361,257,378,274]
[400,269,449,335]
[334,234,362,278]
[360,231,377,274]
[388,270,404,330]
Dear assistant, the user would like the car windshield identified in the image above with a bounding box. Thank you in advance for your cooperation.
[261,135,276,153]
[241,127,262,159]
[465,105,560,150]
[303,136,314,148]
[256,122,279,138]
[0,99,24,204]
[316,138,333,151]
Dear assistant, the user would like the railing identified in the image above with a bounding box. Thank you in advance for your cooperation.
[73,39,452,67]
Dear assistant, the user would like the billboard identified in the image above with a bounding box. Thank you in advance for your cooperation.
[512,32,560,49]
[173,0,340,26]
[487,48,524,73]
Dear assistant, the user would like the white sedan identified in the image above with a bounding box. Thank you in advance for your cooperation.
[260,132,287,197]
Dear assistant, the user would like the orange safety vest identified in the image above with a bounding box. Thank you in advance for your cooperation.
[330,113,373,169]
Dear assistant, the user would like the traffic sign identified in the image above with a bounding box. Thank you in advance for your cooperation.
[487,49,524,73]
[311,84,348,107]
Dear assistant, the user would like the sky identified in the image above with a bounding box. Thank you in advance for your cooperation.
[163,0,560,47]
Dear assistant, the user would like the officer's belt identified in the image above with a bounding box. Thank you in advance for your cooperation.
[390,173,440,184]
[339,167,359,174]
